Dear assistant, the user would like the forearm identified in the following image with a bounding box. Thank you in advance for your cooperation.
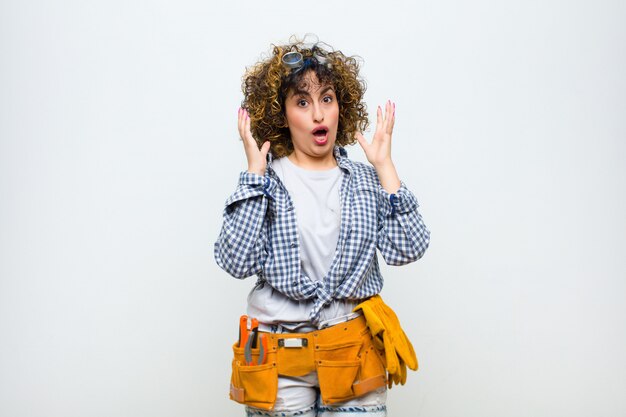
[215,196,268,278]
[214,171,274,278]
[377,184,430,265]
[373,160,401,194]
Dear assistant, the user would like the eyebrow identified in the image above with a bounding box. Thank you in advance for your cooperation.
[290,85,335,98]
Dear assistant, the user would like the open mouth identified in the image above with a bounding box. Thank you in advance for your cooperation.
[312,126,329,144]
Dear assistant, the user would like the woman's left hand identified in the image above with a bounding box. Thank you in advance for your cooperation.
[355,100,396,169]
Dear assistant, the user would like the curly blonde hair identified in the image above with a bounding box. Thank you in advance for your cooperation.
[241,37,369,158]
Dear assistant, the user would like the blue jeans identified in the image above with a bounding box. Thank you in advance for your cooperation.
[244,372,387,417]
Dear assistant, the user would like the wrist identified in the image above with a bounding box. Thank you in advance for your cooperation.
[247,165,265,176]
[372,159,396,175]
[374,160,401,194]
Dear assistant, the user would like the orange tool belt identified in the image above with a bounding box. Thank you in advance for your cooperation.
[230,314,387,410]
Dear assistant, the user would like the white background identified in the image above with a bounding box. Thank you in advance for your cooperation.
[1,0,625,416]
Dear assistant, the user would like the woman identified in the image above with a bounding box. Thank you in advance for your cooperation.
[215,37,430,417]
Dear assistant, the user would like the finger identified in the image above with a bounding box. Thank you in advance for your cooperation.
[244,111,256,146]
[355,132,368,150]
[385,100,393,130]
[239,109,248,142]
[381,101,391,131]
[237,107,245,139]
[386,101,395,134]
[260,140,271,157]
[375,105,383,133]
[239,108,251,143]
[240,110,257,153]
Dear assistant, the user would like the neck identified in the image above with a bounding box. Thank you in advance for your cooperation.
[287,150,337,170]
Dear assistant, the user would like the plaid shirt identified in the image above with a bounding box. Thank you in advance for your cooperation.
[214,146,430,323]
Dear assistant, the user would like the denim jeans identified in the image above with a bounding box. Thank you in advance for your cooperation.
[244,371,387,417]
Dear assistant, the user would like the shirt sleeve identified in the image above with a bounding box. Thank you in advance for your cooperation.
[214,171,277,278]
[376,182,430,266]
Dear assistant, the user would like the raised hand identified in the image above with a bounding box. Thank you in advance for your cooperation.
[238,108,270,176]
[355,100,396,168]
[355,100,401,193]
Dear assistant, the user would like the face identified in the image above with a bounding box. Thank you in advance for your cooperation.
[284,70,339,168]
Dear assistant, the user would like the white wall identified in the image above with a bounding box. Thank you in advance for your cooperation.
[1,1,625,416]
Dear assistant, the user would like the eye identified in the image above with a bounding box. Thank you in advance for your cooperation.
[297,99,308,107]
[322,95,333,103]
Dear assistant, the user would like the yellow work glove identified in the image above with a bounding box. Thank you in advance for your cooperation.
[355,296,399,376]
[354,295,418,388]
[378,297,418,372]
[389,356,407,388]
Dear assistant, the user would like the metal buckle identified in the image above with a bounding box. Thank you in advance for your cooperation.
[278,338,308,348]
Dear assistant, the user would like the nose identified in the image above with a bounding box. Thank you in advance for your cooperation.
[312,103,324,123]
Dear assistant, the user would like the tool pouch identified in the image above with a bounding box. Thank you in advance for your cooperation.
[228,315,387,410]
[229,342,278,410]
[314,323,387,404]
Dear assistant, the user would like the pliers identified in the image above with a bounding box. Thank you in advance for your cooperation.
[243,318,268,365]
[244,318,259,365]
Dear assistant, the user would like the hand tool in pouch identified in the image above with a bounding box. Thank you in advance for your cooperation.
[238,315,249,348]
[244,318,259,365]
[257,334,268,365]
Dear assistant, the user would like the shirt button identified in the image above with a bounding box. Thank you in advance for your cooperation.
[292,281,298,286]
[290,241,297,248]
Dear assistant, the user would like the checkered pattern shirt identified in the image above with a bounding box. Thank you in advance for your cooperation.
[214,146,430,323]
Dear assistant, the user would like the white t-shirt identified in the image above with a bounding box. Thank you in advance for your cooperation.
[246,156,358,328]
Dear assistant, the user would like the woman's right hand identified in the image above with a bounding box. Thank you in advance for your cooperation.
[238,108,270,176]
